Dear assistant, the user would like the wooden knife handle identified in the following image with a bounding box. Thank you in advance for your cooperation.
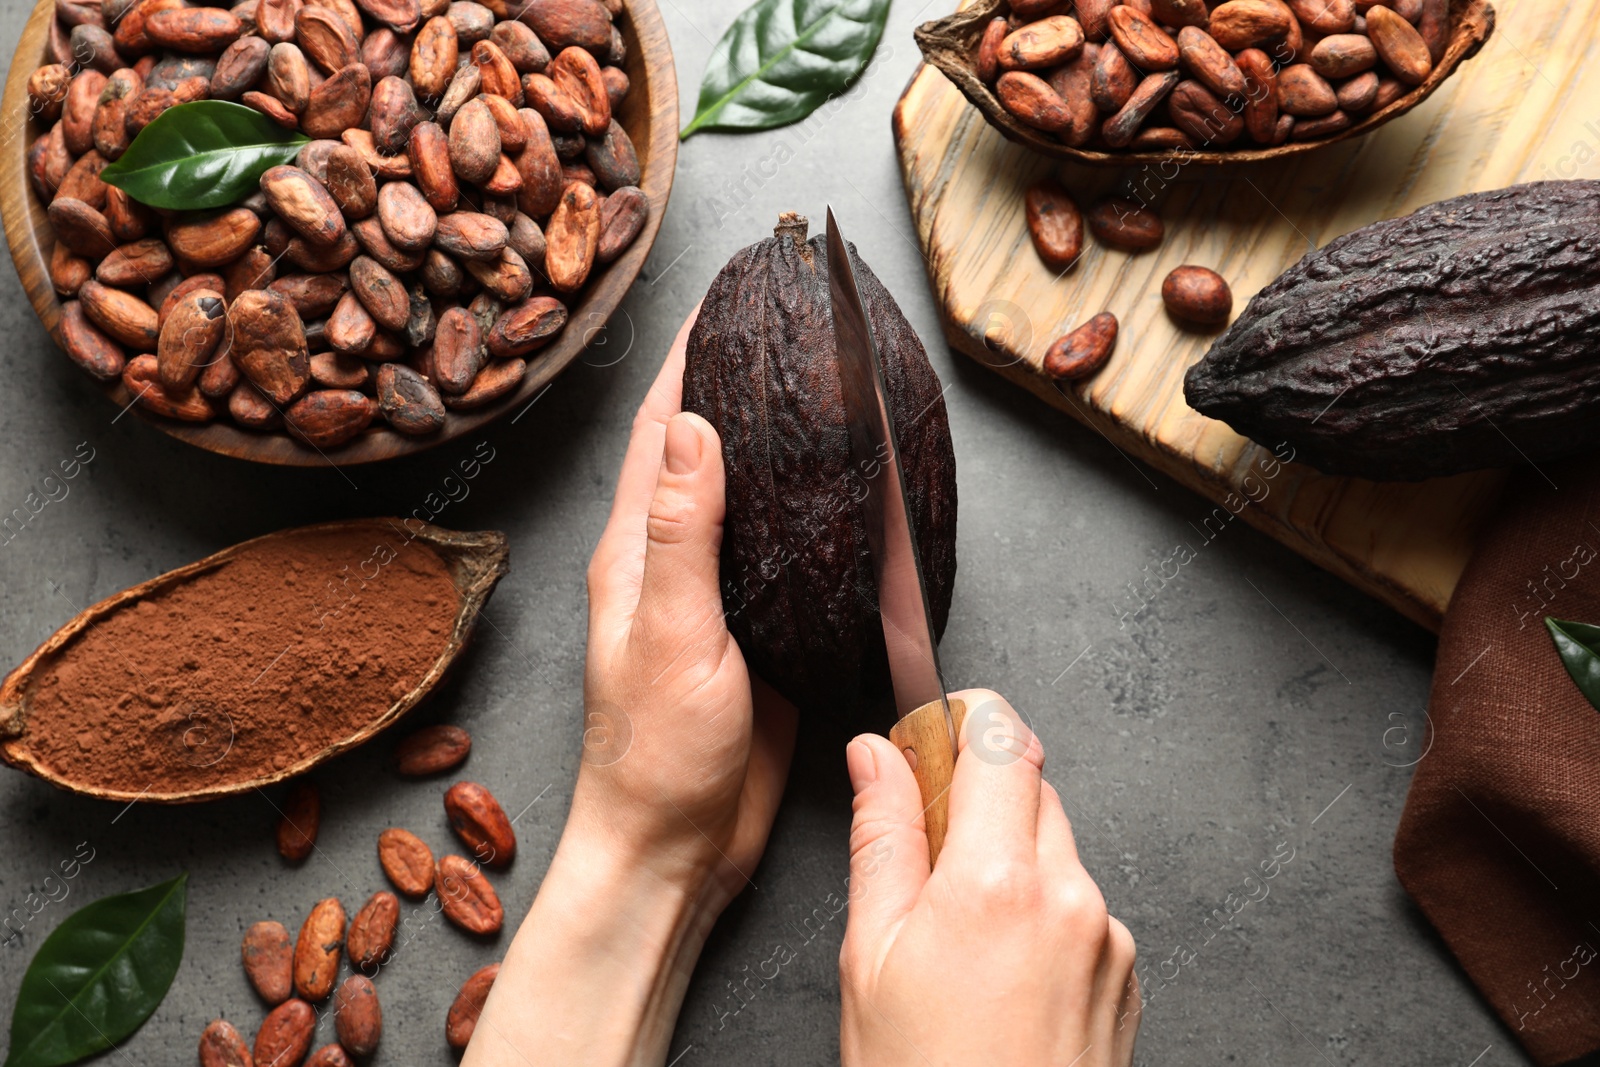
[887,696,968,868]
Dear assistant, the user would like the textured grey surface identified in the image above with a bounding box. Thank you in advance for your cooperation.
[0,1,1524,1064]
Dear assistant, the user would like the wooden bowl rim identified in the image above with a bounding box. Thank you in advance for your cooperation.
[0,0,679,467]
[913,0,1496,166]
[0,518,510,803]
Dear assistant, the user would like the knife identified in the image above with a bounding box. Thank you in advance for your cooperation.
[826,207,968,867]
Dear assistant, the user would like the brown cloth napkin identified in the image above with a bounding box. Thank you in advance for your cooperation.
[1395,463,1600,1066]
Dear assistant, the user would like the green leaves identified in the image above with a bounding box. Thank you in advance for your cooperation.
[681,0,892,139]
[5,875,187,1067]
[1546,616,1600,712]
[101,101,308,210]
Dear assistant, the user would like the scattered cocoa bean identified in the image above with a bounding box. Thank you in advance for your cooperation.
[1043,312,1118,380]
[347,891,399,972]
[1162,265,1233,326]
[435,853,504,934]
[1024,178,1082,272]
[254,999,315,1067]
[1087,198,1164,251]
[377,827,436,896]
[198,1019,252,1067]
[446,962,500,1050]
[242,920,295,1005]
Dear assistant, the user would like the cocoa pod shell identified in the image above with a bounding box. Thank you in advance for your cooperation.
[242,920,295,1005]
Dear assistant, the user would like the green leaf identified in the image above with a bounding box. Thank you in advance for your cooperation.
[681,0,892,139]
[1546,616,1600,712]
[101,101,308,210]
[5,875,187,1067]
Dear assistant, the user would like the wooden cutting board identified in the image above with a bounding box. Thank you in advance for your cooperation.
[892,0,1599,632]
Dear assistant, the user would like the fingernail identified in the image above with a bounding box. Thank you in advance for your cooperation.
[846,739,878,792]
[663,414,702,475]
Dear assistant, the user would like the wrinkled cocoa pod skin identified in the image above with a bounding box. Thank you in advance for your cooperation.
[1184,181,1600,482]
[682,213,958,716]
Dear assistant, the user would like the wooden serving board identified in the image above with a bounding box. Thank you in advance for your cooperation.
[893,0,1600,632]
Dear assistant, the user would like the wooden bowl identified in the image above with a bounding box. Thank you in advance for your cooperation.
[0,519,509,803]
[0,0,678,466]
[914,0,1495,166]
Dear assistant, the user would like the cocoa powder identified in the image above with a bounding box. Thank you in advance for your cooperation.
[19,527,460,794]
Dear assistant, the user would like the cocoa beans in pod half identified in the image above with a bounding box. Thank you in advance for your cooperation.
[682,213,958,716]
[1184,181,1600,482]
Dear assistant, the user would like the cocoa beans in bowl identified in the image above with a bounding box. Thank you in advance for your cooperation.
[0,0,677,465]
[914,0,1494,164]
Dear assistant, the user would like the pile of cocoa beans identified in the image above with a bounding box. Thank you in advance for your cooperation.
[25,0,647,449]
[200,728,512,1064]
[976,0,1449,151]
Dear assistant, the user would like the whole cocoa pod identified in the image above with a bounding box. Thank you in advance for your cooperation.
[682,213,957,716]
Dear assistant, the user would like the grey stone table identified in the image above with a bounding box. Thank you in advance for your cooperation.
[0,2,1518,1065]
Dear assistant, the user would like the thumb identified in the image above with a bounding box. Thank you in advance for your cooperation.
[630,412,727,655]
[842,734,931,966]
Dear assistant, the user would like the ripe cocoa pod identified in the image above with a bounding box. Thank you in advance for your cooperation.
[61,300,126,382]
[444,781,515,867]
[275,779,320,862]
[378,827,436,896]
[293,897,346,1001]
[332,976,381,1058]
[198,1019,252,1067]
[682,214,957,714]
[1043,312,1118,380]
[1162,265,1233,327]
[157,288,226,391]
[1185,182,1600,481]
[1024,179,1082,272]
[1088,197,1164,250]
[394,724,472,775]
[124,354,216,421]
[436,854,504,934]
[440,357,525,409]
[242,920,295,1005]
[255,999,315,1067]
[446,963,500,1050]
[347,891,399,972]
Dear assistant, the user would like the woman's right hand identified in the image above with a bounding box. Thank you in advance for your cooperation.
[839,690,1140,1066]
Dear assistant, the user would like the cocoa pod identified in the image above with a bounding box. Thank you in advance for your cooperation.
[377,827,436,896]
[254,999,315,1067]
[484,295,564,357]
[463,247,533,302]
[145,6,241,51]
[520,0,610,50]
[446,963,500,1051]
[295,4,358,71]
[260,165,345,247]
[230,288,310,404]
[306,1045,354,1067]
[301,62,370,139]
[198,1019,252,1067]
[310,350,369,388]
[62,71,107,155]
[1100,70,1179,148]
[79,278,158,348]
[242,920,295,1005]
[596,186,646,265]
[432,305,487,393]
[444,781,516,867]
[1277,63,1337,116]
[377,180,438,251]
[347,891,399,972]
[1024,179,1082,272]
[493,19,550,73]
[332,976,381,1058]
[123,354,216,420]
[1366,4,1432,84]
[167,207,262,269]
[269,273,349,319]
[60,300,126,382]
[376,362,445,434]
[1169,79,1245,145]
[1236,47,1279,143]
[323,144,377,219]
[514,108,563,217]
[369,75,426,154]
[275,779,320,862]
[212,35,270,98]
[1108,5,1177,69]
[361,26,411,78]
[409,15,458,99]
[55,150,111,209]
[1087,198,1164,250]
[285,389,374,446]
[448,97,501,184]
[354,0,420,32]
[1043,312,1118,380]
[544,180,600,293]
[408,121,459,213]
[396,725,473,774]
[1162,265,1233,326]
[441,357,524,409]
[157,288,226,391]
[327,290,377,354]
[1207,0,1291,50]
[1176,25,1246,99]
[96,238,171,288]
[229,381,283,429]
[435,854,504,934]
[1288,0,1354,33]
[435,211,509,261]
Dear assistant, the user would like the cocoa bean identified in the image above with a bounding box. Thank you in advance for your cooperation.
[1288,0,1354,34]
[435,62,480,126]
[997,14,1083,72]
[260,165,345,246]
[55,150,110,209]
[347,255,409,331]
[113,0,183,55]
[51,244,93,299]
[1417,0,1448,62]
[354,0,420,32]
[286,388,373,446]
[520,0,610,51]
[1337,69,1380,111]
[1169,79,1245,145]
[1150,0,1209,28]
[212,34,270,98]
[301,62,370,138]
[346,891,399,972]
[1087,198,1164,250]
[1107,5,1178,69]
[269,272,350,318]
[522,71,584,132]
[28,64,71,124]
[492,19,549,73]
[1043,42,1097,148]
[377,179,438,251]
[28,127,69,203]
[310,350,369,388]
[472,38,523,103]
[1176,26,1246,99]
[404,282,436,347]
[123,354,216,420]
[328,290,377,353]
[446,963,500,1050]
[306,1045,355,1067]
[1101,70,1179,148]
[468,292,501,336]
[100,239,176,293]
[421,249,466,296]
[254,999,315,1067]
[369,74,426,154]
[444,781,516,867]
[198,349,241,397]
[1129,126,1194,150]
[352,216,425,272]
[50,197,118,259]
[224,247,277,303]
[157,288,226,390]
[230,288,310,404]
[463,246,533,302]
[159,273,227,329]
[229,381,283,428]
[434,211,509,261]
[198,1019,252,1067]
[242,89,299,127]
[408,121,460,212]
[393,723,472,774]
[596,186,646,265]
[409,15,458,99]
[341,128,414,179]
[1162,265,1233,326]
[265,41,311,113]
[167,207,262,268]
[600,65,628,110]
[1236,47,1279,143]
[1043,312,1118,380]
[60,300,126,382]
[145,6,241,51]
[441,357,524,409]
[514,108,563,217]
[68,25,121,76]
[1207,0,1291,50]
[275,779,320,861]
[376,362,445,433]
[286,228,361,272]
[1290,109,1351,138]
[449,97,501,184]
[1365,5,1432,84]
[256,0,299,42]
[506,212,545,269]
[295,4,358,71]
[92,67,140,159]
[447,0,495,44]
[1024,179,1082,272]
[1310,33,1376,78]
[79,278,158,348]
[1277,63,1337,115]
[332,976,381,1058]
[242,920,295,1005]
[323,144,377,219]
[361,26,410,78]
[432,305,486,393]
[435,854,504,933]
[377,827,436,895]
[62,71,107,155]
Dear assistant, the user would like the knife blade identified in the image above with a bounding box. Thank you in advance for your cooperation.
[827,207,965,864]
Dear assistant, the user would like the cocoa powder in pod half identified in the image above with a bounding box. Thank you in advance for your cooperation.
[0,520,509,801]
[681,212,958,717]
